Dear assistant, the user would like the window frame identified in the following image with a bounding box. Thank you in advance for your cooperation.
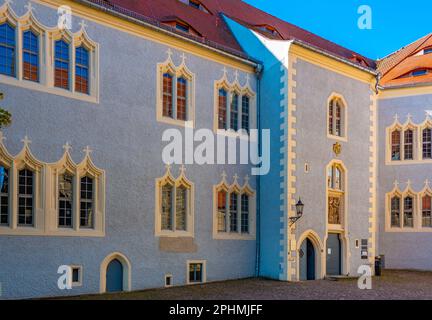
[70,265,83,287]
[186,260,206,285]
[327,94,348,142]
[155,166,195,238]
[157,52,195,127]
[0,22,17,78]
[22,29,39,82]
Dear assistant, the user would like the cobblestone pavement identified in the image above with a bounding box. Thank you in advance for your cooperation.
[69,270,432,300]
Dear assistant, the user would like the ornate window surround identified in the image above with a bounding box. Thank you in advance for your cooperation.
[0,2,99,103]
[386,180,432,232]
[386,114,432,165]
[212,171,256,240]
[326,93,348,142]
[154,165,195,237]
[156,49,195,127]
[0,133,105,237]
[213,68,256,136]
[325,160,348,233]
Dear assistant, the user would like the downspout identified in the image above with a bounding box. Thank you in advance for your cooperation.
[255,63,263,277]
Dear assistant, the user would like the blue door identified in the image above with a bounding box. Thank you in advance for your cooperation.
[299,238,315,280]
[326,233,341,275]
[106,259,123,292]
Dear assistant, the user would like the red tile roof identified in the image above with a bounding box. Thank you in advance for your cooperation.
[81,0,376,69]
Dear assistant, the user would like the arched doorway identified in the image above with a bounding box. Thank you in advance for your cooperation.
[299,238,316,280]
[106,259,123,292]
[100,252,132,293]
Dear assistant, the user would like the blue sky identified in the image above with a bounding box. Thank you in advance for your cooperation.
[243,0,431,59]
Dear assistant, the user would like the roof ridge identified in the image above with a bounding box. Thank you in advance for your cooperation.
[378,32,432,61]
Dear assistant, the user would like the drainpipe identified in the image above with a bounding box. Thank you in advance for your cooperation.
[255,64,263,277]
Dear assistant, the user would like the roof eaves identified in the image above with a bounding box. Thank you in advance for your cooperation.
[291,39,378,75]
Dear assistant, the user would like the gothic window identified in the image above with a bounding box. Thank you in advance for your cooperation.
[176,77,187,121]
[54,39,70,89]
[241,193,249,233]
[391,196,401,228]
[162,73,174,118]
[328,97,345,138]
[230,93,239,131]
[423,128,432,159]
[422,195,432,228]
[161,183,173,230]
[404,129,413,160]
[80,176,93,228]
[23,30,39,82]
[403,196,414,228]
[18,169,34,226]
[217,190,227,232]
[218,88,227,130]
[75,46,89,94]
[58,173,73,228]
[391,129,401,161]
[0,23,16,77]
[0,166,9,226]
[241,95,250,133]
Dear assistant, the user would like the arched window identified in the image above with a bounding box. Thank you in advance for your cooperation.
[327,163,344,225]
[230,93,239,131]
[422,195,432,228]
[241,95,250,133]
[403,196,414,228]
[176,77,187,121]
[327,164,343,191]
[0,166,9,226]
[18,169,34,226]
[328,97,345,137]
[175,184,187,231]
[0,23,16,77]
[54,40,70,89]
[391,196,401,228]
[229,192,238,232]
[162,73,174,118]
[404,129,413,160]
[23,30,38,82]
[161,183,173,230]
[391,129,401,161]
[218,88,227,130]
[423,128,432,159]
[217,190,227,232]
[80,176,93,228]
[58,173,73,228]
[75,46,89,94]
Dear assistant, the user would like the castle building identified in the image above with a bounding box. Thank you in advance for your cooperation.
[0,0,430,299]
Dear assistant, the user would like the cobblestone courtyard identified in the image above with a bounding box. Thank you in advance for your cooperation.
[66,270,432,300]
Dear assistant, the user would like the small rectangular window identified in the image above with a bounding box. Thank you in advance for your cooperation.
[165,274,172,287]
[71,266,82,286]
[188,263,203,283]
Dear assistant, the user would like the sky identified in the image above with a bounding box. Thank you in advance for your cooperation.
[243,0,432,60]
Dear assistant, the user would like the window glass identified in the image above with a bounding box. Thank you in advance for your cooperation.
[23,30,38,82]
[0,23,16,77]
